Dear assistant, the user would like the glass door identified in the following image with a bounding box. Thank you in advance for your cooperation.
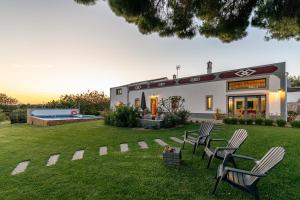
[234,97,246,118]
[228,95,266,118]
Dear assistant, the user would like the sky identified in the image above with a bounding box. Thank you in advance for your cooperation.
[0,0,300,104]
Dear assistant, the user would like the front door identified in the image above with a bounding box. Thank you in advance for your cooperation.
[150,96,158,116]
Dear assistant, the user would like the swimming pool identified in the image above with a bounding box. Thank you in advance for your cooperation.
[28,115,101,126]
[36,115,99,121]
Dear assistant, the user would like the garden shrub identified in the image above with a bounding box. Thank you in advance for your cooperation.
[264,119,274,126]
[276,119,287,127]
[291,120,300,128]
[175,110,190,124]
[223,118,238,124]
[231,118,238,124]
[254,118,264,125]
[288,111,297,122]
[161,114,181,128]
[0,109,6,122]
[238,118,245,125]
[103,106,139,127]
[10,109,27,124]
[223,118,231,124]
[246,118,254,125]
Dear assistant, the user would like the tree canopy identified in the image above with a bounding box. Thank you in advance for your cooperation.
[74,0,300,43]
[45,90,110,115]
[0,93,18,105]
[289,75,300,87]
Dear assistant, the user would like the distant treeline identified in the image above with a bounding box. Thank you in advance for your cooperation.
[0,90,110,118]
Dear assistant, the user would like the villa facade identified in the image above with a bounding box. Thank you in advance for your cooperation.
[110,62,288,120]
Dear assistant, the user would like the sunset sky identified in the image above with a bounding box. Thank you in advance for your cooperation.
[0,0,300,104]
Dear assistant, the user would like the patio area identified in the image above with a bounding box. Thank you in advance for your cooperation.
[0,121,299,199]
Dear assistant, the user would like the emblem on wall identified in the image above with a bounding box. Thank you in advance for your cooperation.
[134,85,142,90]
[235,69,256,77]
[190,77,201,82]
[158,82,165,87]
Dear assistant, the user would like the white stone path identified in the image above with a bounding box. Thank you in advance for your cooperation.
[72,150,84,160]
[46,154,60,166]
[120,143,129,152]
[154,139,168,146]
[170,137,184,144]
[9,137,187,175]
[138,141,149,149]
[11,160,30,175]
[99,146,108,156]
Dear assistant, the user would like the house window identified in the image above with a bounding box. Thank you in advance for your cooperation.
[228,79,266,90]
[206,96,213,110]
[116,88,122,95]
[134,98,140,108]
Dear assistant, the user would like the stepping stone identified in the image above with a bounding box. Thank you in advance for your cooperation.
[120,143,129,153]
[99,146,108,156]
[72,150,84,160]
[11,160,30,175]
[46,154,60,166]
[170,137,184,144]
[154,139,168,146]
[138,141,149,149]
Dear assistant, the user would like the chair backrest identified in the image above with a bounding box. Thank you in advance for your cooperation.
[199,121,214,138]
[247,147,285,185]
[226,129,248,153]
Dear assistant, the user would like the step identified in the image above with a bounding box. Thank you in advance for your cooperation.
[11,160,30,175]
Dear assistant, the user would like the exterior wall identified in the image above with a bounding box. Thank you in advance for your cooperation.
[267,75,283,117]
[110,86,128,108]
[110,62,287,120]
[128,81,227,117]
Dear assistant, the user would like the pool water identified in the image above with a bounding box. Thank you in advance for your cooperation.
[35,115,99,121]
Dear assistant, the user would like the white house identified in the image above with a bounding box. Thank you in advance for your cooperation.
[110,62,292,120]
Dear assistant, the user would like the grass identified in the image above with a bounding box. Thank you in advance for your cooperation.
[0,121,299,200]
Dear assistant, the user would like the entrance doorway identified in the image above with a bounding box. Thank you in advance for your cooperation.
[228,95,266,118]
[150,96,158,116]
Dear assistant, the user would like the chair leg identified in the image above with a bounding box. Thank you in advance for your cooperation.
[201,151,206,159]
[231,157,237,168]
[192,144,197,154]
[251,188,260,200]
[182,141,185,149]
[212,176,222,194]
[207,156,214,168]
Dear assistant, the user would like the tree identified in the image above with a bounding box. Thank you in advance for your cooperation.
[74,0,300,43]
[45,90,110,115]
[0,93,18,105]
[289,75,300,87]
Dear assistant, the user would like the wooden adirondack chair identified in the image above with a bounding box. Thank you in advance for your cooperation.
[212,147,285,200]
[182,121,218,154]
[202,129,248,168]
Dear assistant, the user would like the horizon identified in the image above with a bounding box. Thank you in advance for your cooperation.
[1,0,300,104]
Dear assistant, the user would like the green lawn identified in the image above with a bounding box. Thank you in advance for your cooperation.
[0,121,299,200]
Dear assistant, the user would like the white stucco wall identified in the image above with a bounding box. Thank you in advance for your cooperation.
[267,75,283,117]
[128,81,227,114]
[287,92,300,102]
[110,86,128,107]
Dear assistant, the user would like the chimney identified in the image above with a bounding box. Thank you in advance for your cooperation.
[207,61,212,74]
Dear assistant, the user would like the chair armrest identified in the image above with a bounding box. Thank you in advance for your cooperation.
[229,154,258,162]
[215,147,239,151]
[210,138,226,142]
[186,130,198,133]
[205,138,227,148]
[224,167,266,177]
